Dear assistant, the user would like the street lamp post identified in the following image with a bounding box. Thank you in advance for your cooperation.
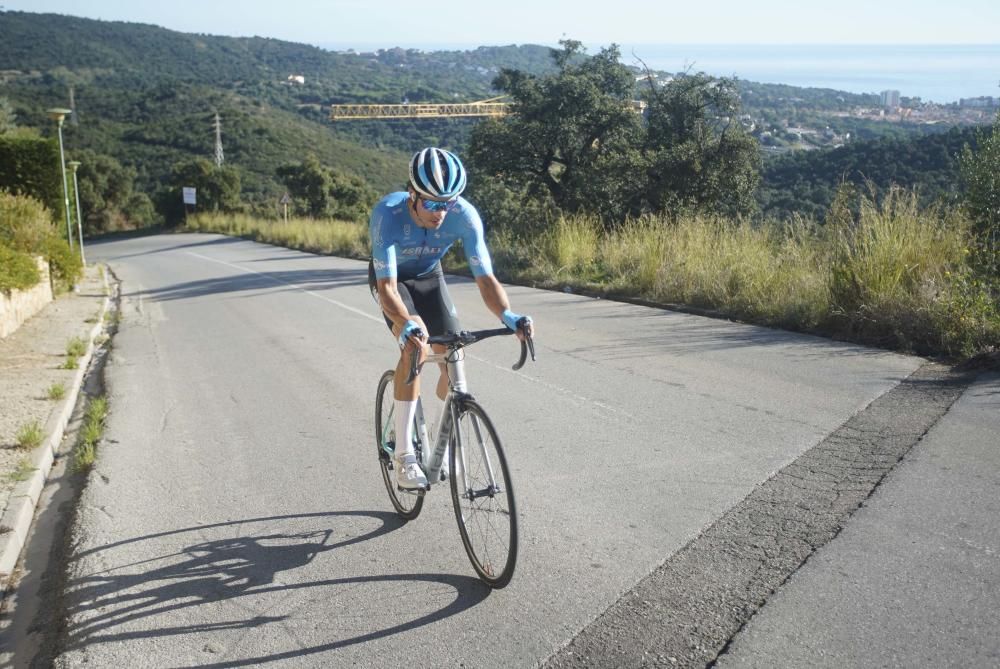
[67,160,86,266]
[46,108,74,251]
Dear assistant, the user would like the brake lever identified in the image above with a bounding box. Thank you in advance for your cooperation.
[511,331,536,372]
[404,343,422,385]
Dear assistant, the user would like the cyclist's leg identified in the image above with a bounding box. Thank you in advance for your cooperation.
[369,265,428,488]
[408,266,462,478]
[409,265,461,405]
[368,263,427,402]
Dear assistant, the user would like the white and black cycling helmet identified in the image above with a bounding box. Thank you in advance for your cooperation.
[408,147,467,200]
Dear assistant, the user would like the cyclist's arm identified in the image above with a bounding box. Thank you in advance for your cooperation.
[370,206,421,341]
[375,277,415,335]
[475,274,533,339]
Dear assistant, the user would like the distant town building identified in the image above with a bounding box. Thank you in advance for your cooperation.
[959,96,998,108]
[287,75,305,85]
[880,90,901,108]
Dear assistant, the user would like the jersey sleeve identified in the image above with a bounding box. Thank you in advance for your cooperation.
[369,207,397,279]
[459,204,494,277]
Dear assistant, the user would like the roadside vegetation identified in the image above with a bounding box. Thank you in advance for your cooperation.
[15,421,44,450]
[0,191,82,294]
[185,179,998,359]
[66,336,87,358]
[5,457,35,483]
[73,395,108,471]
[185,213,369,258]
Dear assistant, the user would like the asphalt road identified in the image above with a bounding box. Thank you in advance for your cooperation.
[55,233,927,667]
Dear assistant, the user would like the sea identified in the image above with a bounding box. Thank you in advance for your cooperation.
[321,42,1000,104]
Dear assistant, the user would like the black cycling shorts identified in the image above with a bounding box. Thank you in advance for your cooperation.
[368,260,461,337]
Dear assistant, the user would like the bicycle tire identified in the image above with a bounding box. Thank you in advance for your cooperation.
[375,369,424,520]
[449,399,518,588]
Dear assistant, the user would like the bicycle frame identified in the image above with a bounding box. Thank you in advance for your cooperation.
[416,346,467,484]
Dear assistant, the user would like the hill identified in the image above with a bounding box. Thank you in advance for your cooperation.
[0,11,557,223]
[758,126,982,219]
[0,10,986,229]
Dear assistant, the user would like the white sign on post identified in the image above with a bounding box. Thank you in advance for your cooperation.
[182,187,197,205]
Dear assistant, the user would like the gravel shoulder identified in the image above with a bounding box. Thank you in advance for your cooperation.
[0,266,108,522]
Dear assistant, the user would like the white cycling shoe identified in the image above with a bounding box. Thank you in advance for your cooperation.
[395,453,428,490]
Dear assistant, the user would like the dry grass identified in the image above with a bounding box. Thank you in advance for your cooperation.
[183,190,999,359]
[185,213,369,259]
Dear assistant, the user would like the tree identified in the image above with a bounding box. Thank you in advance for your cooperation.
[468,41,762,229]
[277,154,377,221]
[0,134,63,219]
[468,40,644,226]
[0,97,17,134]
[960,113,1000,276]
[641,73,761,218]
[70,149,157,234]
[277,154,330,218]
[169,158,243,214]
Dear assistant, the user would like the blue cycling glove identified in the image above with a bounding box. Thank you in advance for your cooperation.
[501,309,532,333]
[398,319,424,348]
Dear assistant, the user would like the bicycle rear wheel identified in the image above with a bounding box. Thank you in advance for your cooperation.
[449,399,518,588]
[375,370,424,520]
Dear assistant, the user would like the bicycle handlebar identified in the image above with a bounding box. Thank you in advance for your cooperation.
[405,327,536,385]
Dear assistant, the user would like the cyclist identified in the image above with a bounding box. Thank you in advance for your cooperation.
[369,147,534,490]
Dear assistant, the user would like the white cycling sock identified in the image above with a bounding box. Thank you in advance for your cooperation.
[394,399,417,457]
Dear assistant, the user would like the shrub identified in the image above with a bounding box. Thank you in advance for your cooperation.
[0,190,55,252]
[0,190,80,290]
[15,421,44,449]
[0,244,40,292]
[826,187,967,352]
[66,336,87,357]
[43,234,83,290]
[0,135,62,215]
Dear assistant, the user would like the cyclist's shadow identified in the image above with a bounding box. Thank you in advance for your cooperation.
[61,511,491,664]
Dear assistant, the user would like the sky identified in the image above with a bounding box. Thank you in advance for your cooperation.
[3,0,999,49]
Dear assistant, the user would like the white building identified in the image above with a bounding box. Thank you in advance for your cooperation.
[880,90,901,108]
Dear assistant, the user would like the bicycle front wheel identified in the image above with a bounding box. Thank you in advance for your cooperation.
[375,369,424,520]
[449,400,518,588]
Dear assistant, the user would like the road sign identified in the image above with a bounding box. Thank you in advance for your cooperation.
[279,193,291,205]
[182,187,197,205]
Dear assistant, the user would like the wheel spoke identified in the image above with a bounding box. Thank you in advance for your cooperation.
[376,370,423,520]
[450,401,517,588]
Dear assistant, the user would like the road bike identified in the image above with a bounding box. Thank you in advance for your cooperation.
[375,326,535,588]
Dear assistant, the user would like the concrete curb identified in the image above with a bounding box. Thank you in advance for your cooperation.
[0,269,112,580]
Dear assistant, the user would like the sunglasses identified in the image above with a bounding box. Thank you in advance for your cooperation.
[419,197,459,213]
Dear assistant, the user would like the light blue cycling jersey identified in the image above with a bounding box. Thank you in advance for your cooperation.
[369,192,494,280]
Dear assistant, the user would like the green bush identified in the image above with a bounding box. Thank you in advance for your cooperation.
[0,190,56,251]
[0,135,62,216]
[0,244,41,292]
[0,191,81,290]
[43,235,83,290]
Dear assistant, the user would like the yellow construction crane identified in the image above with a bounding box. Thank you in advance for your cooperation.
[330,96,511,121]
[329,96,646,121]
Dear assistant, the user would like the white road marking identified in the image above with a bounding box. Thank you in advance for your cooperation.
[186,250,631,419]
[186,251,383,323]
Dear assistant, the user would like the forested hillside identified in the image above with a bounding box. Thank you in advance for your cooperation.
[758,127,981,219]
[0,10,986,232]
[0,11,558,226]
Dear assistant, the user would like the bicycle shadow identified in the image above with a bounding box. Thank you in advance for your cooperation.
[60,511,491,666]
